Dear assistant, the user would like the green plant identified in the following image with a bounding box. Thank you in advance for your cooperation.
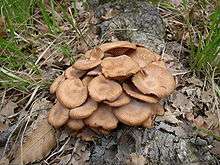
[190,7,220,72]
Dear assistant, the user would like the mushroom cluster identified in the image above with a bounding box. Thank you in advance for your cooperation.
[48,41,176,134]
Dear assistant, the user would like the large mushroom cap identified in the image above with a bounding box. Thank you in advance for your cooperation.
[113,99,156,126]
[88,75,122,102]
[64,67,86,79]
[48,102,69,128]
[56,79,87,108]
[98,41,136,56]
[85,48,104,60]
[66,119,85,131]
[87,66,102,76]
[123,83,159,103]
[70,98,98,119]
[129,47,160,68]
[84,104,118,130]
[82,76,93,86]
[132,64,176,98]
[73,59,101,71]
[49,75,65,94]
[101,55,140,79]
[104,92,131,107]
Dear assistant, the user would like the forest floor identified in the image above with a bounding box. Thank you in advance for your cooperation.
[0,0,219,164]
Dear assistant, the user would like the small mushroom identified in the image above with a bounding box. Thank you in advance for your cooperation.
[142,103,165,128]
[87,66,102,76]
[70,98,98,119]
[64,66,86,79]
[132,64,176,98]
[85,47,104,60]
[73,59,101,71]
[88,75,122,102]
[84,104,118,130]
[129,47,161,68]
[56,79,88,108]
[66,119,85,131]
[151,60,167,69]
[98,41,136,56]
[82,76,93,86]
[113,99,157,126]
[104,92,131,107]
[49,75,65,94]
[48,101,69,128]
[101,55,140,79]
[123,83,159,103]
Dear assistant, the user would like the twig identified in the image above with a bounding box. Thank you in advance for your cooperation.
[20,86,40,165]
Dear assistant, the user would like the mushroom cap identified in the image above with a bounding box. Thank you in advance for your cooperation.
[113,99,156,126]
[101,55,140,78]
[84,104,118,130]
[66,119,84,130]
[85,48,104,60]
[82,76,94,86]
[49,75,65,94]
[142,114,156,128]
[56,79,88,108]
[87,66,102,76]
[129,47,160,68]
[123,83,159,103]
[142,103,164,128]
[88,75,122,102]
[70,98,98,119]
[48,102,69,128]
[73,59,101,71]
[132,64,176,98]
[151,60,167,69]
[64,67,86,79]
[104,92,131,107]
[98,41,136,56]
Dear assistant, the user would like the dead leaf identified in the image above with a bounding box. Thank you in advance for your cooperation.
[156,109,182,124]
[12,118,56,164]
[171,92,194,113]
[0,16,7,38]
[0,122,8,132]
[0,101,17,117]
[193,116,204,128]
[0,157,9,165]
[204,111,219,129]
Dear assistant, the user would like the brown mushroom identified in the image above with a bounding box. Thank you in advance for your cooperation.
[84,104,118,130]
[113,99,157,126]
[104,92,131,107]
[82,76,94,86]
[88,75,122,102]
[132,64,176,98]
[49,75,65,94]
[73,59,101,71]
[66,119,84,131]
[64,66,86,79]
[70,98,98,119]
[142,103,165,128]
[129,47,160,68]
[85,47,104,60]
[151,60,167,69]
[56,79,87,108]
[48,101,69,128]
[101,55,140,79]
[142,114,156,128]
[98,41,136,56]
[87,66,102,76]
[123,83,159,103]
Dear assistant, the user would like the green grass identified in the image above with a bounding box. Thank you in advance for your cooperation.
[158,0,219,74]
